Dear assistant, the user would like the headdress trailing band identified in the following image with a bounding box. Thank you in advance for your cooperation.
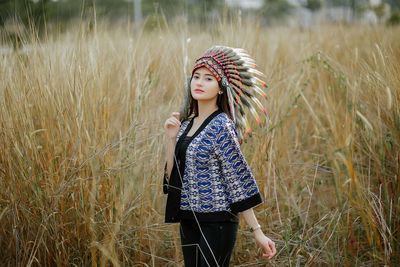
[190,45,268,139]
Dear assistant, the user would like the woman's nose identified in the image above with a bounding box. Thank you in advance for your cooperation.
[195,78,203,87]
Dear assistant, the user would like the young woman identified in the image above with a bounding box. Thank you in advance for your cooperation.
[163,46,276,266]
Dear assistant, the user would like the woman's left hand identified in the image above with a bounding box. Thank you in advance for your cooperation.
[254,230,276,259]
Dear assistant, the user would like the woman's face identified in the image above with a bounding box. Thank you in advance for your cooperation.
[191,67,221,103]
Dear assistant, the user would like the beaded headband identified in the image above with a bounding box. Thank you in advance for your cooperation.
[182,46,268,139]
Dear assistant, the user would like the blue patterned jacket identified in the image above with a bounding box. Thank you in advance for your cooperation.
[163,110,262,223]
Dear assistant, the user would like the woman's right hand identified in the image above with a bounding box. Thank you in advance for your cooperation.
[164,112,181,140]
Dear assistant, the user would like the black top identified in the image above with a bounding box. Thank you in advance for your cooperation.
[178,136,192,161]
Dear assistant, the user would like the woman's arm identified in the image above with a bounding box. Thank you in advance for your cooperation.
[164,112,181,181]
[241,208,276,259]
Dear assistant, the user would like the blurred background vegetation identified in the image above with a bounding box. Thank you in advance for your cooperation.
[1,0,400,34]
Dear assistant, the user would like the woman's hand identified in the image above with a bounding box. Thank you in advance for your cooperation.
[164,112,181,140]
[254,230,276,259]
[241,208,276,259]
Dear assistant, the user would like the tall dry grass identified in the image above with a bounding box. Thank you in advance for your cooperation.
[0,19,399,266]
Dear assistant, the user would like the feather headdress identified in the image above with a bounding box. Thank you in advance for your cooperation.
[180,45,268,139]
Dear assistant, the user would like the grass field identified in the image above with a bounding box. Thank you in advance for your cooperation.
[0,19,399,266]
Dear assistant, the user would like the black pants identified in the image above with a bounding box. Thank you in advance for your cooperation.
[179,219,239,267]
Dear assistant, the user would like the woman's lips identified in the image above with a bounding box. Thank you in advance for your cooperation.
[194,89,204,93]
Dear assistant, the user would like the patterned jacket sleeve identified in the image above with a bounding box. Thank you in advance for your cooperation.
[215,119,263,213]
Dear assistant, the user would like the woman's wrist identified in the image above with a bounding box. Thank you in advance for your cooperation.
[249,224,261,233]
[165,134,177,141]
[249,224,264,238]
[253,227,264,237]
